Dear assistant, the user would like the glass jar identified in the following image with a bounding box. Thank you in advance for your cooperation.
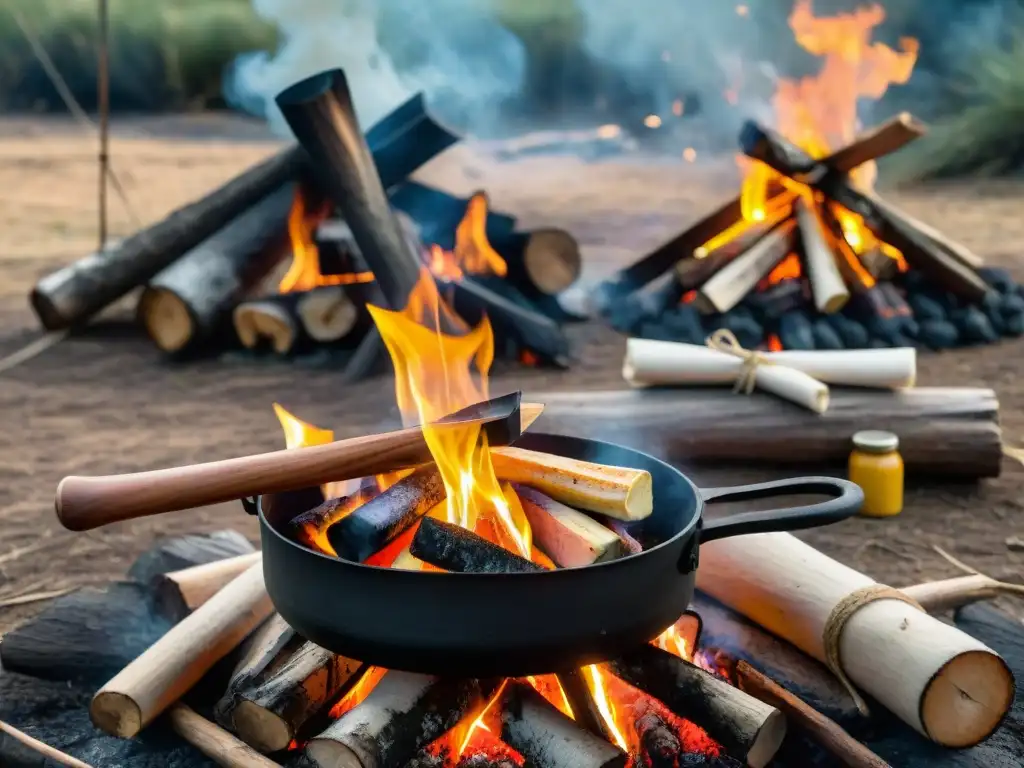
[848,430,904,518]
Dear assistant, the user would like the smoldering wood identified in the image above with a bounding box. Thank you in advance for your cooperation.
[739,121,991,301]
[29,147,306,331]
[153,551,263,621]
[814,204,875,295]
[500,681,627,768]
[233,285,367,355]
[326,466,446,563]
[608,645,786,768]
[304,673,479,768]
[409,517,542,574]
[856,247,900,282]
[636,711,682,768]
[276,69,427,309]
[555,669,617,743]
[136,183,295,354]
[533,387,1002,478]
[444,276,571,367]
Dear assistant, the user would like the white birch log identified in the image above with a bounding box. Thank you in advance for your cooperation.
[695,532,1014,748]
[795,197,849,313]
[623,338,915,390]
[694,221,796,314]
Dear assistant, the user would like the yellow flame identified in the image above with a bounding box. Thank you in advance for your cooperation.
[582,665,630,752]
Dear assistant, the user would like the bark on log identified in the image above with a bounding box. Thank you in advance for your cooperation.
[735,662,890,768]
[153,551,263,620]
[532,387,1002,478]
[90,562,272,738]
[167,704,283,768]
[490,446,653,521]
[499,681,627,768]
[277,70,426,309]
[869,195,984,270]
[795,198,849,313]
[410,517,541,574]
[305,673,479,768]
[514,484,627,567]
[233,285,367,355]
[694,221,797,314]
[29,147,306,331]
[696,532,1015,747]
[137,183,294,354]
[739,121,990,301]
[326,466,445,563]
[608,645,786,768]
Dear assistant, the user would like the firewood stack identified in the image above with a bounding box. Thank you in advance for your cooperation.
[596,113,1024,353]
[28,69,581,375]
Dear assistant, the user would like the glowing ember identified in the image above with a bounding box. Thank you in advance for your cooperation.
[682,147,697,162]
[526,675,573,718]
[279,187,374,293]
[761,253,802,288]
[767,334,784,352]
[427,193,508,282]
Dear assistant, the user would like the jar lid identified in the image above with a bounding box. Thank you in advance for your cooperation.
[852,430,899,454]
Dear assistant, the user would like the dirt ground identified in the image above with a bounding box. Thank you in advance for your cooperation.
[0,115,1022,635]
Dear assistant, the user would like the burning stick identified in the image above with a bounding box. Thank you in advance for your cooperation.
[734,662,890,768]
[167,704,283,768]
[90,562,272,738]
[794,197,849,314]
[410,517,541,574]
[137,184,295,355]
[305,673,479,768]
[739,121,991,302]
[153,551,263,620]
[287,488,377,554]
[514,485,627,567]
[635,711,682,768]
[816,203,876,294]
[499,682,627,768]
[694,220,796,315]
[489,447,653,522]
[556,668,619,744]
[233,285,368,355]
[326,465,445,563]
[608,646,786,768]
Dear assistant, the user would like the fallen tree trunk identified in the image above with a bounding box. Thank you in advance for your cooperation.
[137,183,295,354]
[532,387,1002,478]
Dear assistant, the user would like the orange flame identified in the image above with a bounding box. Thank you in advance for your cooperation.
[767,334,784,352]
[526,675,573,718]
[272,403,362,503]
[427,192,508,282]
[328,666,389,719]
[582,665,631,752]
[279,187,375,293]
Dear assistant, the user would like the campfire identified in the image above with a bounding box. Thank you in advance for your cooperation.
[29,76,581,376]
[598,0,1024,353]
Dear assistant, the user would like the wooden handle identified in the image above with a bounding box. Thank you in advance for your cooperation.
[56,427,431,531]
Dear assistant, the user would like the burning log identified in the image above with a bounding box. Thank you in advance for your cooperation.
[136,183,294,354]
[326,465,446,563]
[287,490,374,553]
[30,147,306,331]
[695,532,1015,747]
[499,681,627,768]
[596,112,924,301]
[608,645,786,768]
[816,204,876,295]
[514,484,627,567]
[89,562,272,738]
[869,195,984,270]
[277,69,425,309]
[555,668,619,743]
[166,704,282,768]
[153,551,263,620]
[694,220,796,315]
[739,121,991,302]
[734,662,890,768]
[675,246,736,293]
[410,517,541,574]
[490,447,653,521]
[857,247,900,282]
[636,711,682,768]
[533,387,1002,478]
[233,285,368,355]
[304,673,479,768]
[794,197,849,313]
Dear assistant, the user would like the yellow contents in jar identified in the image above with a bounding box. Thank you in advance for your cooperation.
[848,430,904,518]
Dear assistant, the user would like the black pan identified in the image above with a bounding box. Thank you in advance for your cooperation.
[245,432,862,677]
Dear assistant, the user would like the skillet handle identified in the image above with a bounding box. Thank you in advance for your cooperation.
[699,477,863,543]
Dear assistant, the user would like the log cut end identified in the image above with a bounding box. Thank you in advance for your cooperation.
[233,302,297,354]
[90,691,143,739]
[297,287,360,342]
[746,708,788,768]
[28,283,67,331]
[137,288,195,353]
[524,228,582,295]
[231,700,292,754]
[920,648,1014,748]
[305,739,363,768]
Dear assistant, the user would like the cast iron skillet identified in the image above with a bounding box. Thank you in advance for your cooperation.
[245,432,863,677]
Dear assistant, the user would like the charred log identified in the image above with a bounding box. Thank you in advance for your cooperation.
[409,517,542,574]
[555,668,617,743]
[636,711,682,768]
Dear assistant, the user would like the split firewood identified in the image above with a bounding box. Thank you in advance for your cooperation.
[500,681,626,768]
[696,532,1014,747]
[326,465,445,563]
[816,203,876,294]
[514,485,627,567]
[90,562,272,738]
[410,517,541,574]
[167,704,282,768]
[490,447,653,521]
[153,551,263,620]
[137,183,294,354]
[735,662,890,768]
[795,197,849,314]
[233,285,366,355]
[636,711,682,768]
[0,719,95,768]
[555,668,618,743]
[608,645,786,768]
[304,673,479,768]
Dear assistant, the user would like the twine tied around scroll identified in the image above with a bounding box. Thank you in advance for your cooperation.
[705,329,770,395]
[822,584,925,716]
